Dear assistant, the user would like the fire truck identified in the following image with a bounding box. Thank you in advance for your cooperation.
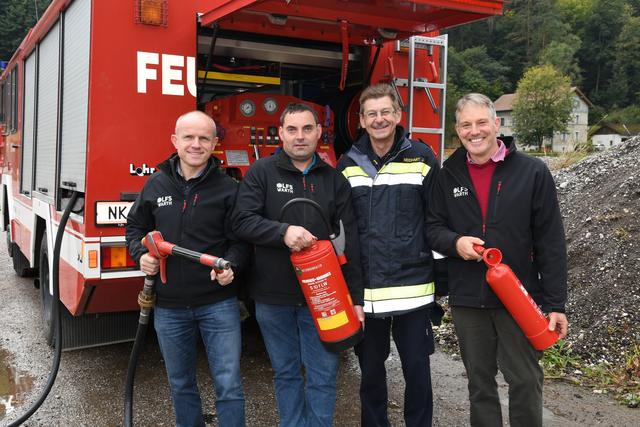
[0,0,503,348]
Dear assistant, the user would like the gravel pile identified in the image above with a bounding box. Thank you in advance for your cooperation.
[554,136,640,366]
[434,137,640,369]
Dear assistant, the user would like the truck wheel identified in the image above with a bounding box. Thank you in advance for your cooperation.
[39,233,55,345]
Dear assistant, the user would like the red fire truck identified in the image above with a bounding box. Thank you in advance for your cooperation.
[0,0,503,348]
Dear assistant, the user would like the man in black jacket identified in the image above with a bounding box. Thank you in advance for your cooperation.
[426,93,568,427]
[126,110,249,427]
[338,83,442,427]
[233,103,364,427]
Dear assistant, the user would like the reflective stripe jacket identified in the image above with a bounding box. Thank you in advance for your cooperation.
[337,128,440,317]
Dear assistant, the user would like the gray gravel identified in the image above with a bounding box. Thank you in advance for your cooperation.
[552,137,640,368]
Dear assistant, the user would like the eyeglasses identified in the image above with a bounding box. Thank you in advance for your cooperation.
[362,108,396,120]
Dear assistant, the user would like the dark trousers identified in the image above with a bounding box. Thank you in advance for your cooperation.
[355,307,434,427]
[452,306,543,427]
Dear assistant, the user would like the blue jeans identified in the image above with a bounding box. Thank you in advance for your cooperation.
[255,302,339,427]
[154,298,245,427]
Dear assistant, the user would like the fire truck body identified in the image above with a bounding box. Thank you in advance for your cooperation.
[0,0,503,348]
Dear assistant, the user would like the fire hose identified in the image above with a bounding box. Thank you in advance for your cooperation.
[123,231,231,427]
[8,191,79,427]
[474,244,559,350]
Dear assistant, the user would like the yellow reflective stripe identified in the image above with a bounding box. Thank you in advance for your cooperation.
[379,161,430,176]
[363,282,435,301]
[342,166,368,178]
[316,310,349,330]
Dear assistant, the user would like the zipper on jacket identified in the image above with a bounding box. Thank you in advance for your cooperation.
[367,142,410,304]
[492,180,502,220]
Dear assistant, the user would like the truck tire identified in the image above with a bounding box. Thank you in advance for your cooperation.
[39,233,55,345]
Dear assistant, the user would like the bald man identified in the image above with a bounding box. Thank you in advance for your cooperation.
[126,111,249,427]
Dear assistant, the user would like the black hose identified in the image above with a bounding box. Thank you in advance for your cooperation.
[124,276,156,427]
[279,198,334,237]
[8,191,79,427]
[197,22,219,109]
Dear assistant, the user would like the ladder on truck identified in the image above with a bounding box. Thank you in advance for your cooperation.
[395,35,448,163]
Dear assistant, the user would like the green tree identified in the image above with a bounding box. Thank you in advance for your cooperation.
[604,14,640,107]
[576,0,627,107]
[0,0,52,62]
[512,65,573,149]
[538,36,582,84]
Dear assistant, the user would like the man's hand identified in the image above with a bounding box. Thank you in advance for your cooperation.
[211,267,235,286]
[139,253,160,276]
[353,305,365,325]
[548,312,568,339]
[455,236,485,261]
[283,225,317,252]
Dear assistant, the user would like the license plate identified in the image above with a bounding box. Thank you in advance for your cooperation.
[95,201,133,225]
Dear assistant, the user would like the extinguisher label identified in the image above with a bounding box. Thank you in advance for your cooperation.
[302,271,349,330]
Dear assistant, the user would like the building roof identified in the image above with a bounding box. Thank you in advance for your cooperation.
[494,93,516,112]
[494,87,592,112]
[589,122,640,138]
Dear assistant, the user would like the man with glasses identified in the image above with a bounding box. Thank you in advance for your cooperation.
[338,84,444,426]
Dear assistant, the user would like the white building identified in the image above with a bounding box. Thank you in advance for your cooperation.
[590,122,639,150]
[494,88,592,152]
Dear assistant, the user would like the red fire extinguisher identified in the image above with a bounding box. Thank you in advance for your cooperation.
[474,245,559,351]
[280,198,363,353]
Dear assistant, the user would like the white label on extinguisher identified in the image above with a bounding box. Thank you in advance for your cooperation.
[304,271,349,330]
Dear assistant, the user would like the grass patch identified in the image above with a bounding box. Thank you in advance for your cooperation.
[547,150,590,170]
[542,341,640,407]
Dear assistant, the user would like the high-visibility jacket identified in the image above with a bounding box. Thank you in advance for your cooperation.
[337,128,442,317]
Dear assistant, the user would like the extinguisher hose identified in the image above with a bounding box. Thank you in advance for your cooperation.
[8,191,79,427]
[279,198,334,237]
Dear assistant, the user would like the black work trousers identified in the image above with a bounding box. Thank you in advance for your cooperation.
[452,306,544,427]
[355,306,434,427]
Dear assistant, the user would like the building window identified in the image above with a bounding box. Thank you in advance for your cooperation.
[500,117,505,126]
[575,132,579,141]
[562,133,567,142]
[575,115,579,124]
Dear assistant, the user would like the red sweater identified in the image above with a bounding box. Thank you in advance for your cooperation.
[467,160,496,221]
